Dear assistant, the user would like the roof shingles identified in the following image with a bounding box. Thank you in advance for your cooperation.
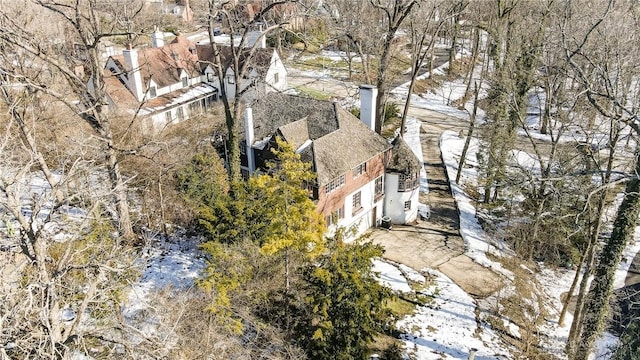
[248,93,391,186]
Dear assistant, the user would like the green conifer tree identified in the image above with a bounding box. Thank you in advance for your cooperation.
[299,235,392,360]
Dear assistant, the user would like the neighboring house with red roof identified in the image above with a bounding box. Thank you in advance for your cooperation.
[98,30,287,131]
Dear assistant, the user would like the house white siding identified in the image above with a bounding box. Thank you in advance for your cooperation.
[264,53,287,93]
[339,179,384,239]
[384,173,419,224]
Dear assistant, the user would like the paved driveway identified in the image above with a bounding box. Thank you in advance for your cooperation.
[287,72,503,297]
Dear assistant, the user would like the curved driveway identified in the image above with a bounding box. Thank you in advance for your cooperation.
[287,73,503,297]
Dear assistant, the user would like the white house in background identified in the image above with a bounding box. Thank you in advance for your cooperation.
[99,30,286,131]
[196,44,288,101]
[230,85,421,239]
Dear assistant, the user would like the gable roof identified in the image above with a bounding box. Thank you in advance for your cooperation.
[111,36,200,88]
[102,68,138,108]
[247,93,391,186]
[387,136,422,176]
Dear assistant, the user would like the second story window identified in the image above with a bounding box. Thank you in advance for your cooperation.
[354,162,367,177]
[182,77,189,88]
[398,173,419,192]
[274,73,279,84]
[325,175,346,193]
[177,107,185,121]
[148,86,157,98]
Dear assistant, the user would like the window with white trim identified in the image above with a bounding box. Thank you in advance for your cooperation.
[164,111,172,123]
[148,86,157,98]
[404,200,411,211]
[188,101,200,115]
[375,176,383,197]
[182,76,189,88]
[398,173,419,192]
[325,207,344,226]
[274,72,279,84]
[325,175,346,193]
[354,162,366,177]
[177,107,185,121]
[352,191,362,214]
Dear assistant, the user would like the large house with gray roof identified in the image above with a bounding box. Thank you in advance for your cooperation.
[238,87,422,238]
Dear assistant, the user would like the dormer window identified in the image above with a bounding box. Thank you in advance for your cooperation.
[148,86,157,98]
[354,162,366,177]
[182,77,189,88]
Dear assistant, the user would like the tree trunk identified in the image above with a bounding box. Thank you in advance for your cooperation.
[559,251,585,327]
[106,135,135,241]
[462,28,481,102]
[374,31,394,134]
[447,7,461,76]
[574,149,640,360]
[567,119,621,356]
[566,234,598,357]
[456,82,479,184]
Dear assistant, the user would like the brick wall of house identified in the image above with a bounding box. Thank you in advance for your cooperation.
[316,151,388,217]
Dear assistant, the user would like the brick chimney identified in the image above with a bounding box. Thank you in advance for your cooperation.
[123,44,144,101]
[359,85,377,131]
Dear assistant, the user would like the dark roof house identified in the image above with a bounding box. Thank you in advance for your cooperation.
[244,92,391,186]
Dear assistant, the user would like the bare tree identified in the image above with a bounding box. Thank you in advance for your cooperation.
[399,0,452,136]
[0,0,146,240]
[370,0,420,134]
[321,0,380,82]
[204,0,301,184]
[556,0,640,358]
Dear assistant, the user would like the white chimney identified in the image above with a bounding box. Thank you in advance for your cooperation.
[123,45,144,101]
[151,28,164,48]
[244,107,256,173]
[359,85,377,131]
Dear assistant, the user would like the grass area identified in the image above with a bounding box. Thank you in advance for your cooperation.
[295,86,333,101]
[294,56,364,73]
[384,297,416,318]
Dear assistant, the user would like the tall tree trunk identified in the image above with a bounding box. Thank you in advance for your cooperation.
[456,82,480,184]
[447,4,462,75]
[574,148,640,360]
[566,233,598,357]
[105,133,135,241]
[566,119,621,355]
[462,28,481,102]
[374,35,394,134]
